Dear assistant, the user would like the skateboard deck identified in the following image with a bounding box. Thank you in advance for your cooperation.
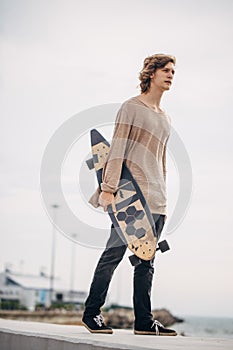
[87,129,169,264]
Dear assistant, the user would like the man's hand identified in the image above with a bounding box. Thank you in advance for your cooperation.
[98,191,116,212]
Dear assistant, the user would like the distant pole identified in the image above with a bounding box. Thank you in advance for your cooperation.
[19,260,24,274]
[70,233,77,302]
[49,204,59,306]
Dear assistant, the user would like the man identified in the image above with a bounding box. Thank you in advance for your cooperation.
[82,54,177,336]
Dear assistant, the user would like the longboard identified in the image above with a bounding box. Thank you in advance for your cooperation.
[86,129,169,265]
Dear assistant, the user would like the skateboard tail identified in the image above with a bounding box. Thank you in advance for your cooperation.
[91,129,110,147]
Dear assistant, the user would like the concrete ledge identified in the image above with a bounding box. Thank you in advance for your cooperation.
[0,318,233,350]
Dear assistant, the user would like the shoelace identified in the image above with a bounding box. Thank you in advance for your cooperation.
[151,320,164,335]
[93,314,104,327]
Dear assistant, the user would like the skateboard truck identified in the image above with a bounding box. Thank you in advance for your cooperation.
[128,240,170,266]
[86,157,94,170]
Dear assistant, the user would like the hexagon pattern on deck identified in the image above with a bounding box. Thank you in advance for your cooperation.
[117,205,146,238]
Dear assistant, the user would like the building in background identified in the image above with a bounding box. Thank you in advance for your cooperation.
[0,269,87,311]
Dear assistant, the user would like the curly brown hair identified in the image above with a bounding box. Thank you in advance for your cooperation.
[139,54,176,93]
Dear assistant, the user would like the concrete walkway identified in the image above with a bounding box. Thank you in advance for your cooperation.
[0,318,233,350]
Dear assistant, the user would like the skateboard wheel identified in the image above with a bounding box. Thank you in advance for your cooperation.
[86,158,94,170]
[158,240,170,253]
[129,255,142,266]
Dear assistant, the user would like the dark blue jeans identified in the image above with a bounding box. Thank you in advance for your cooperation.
[83,214,165,328]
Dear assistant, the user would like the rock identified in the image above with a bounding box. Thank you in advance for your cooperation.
[104,308,134,329]
[0,307,184,329]
[152,308,184,327]
[104,306,183,329]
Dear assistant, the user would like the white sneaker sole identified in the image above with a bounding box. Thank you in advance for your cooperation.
[134,330,177,336]
[82,321,113,334]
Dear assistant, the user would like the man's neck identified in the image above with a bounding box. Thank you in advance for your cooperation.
[139,89,164,112]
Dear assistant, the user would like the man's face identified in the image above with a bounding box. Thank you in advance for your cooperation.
[150,62,175,92]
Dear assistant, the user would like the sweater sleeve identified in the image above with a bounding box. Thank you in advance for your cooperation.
[101,106,132,193]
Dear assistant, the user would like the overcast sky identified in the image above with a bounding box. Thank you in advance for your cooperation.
[1,0,233,318]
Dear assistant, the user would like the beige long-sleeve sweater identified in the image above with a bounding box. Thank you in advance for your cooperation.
[89,96,171,215]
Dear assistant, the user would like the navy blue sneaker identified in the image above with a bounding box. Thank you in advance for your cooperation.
[134,320,177,336]
[82,314,113,334]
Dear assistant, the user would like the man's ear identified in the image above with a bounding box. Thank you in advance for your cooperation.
[150,73,155,79]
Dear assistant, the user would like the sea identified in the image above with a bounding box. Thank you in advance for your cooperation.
[174,316,233,338]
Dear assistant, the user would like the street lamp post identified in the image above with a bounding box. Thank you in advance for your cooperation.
[69,233,77,303]
[49,204,59,307]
